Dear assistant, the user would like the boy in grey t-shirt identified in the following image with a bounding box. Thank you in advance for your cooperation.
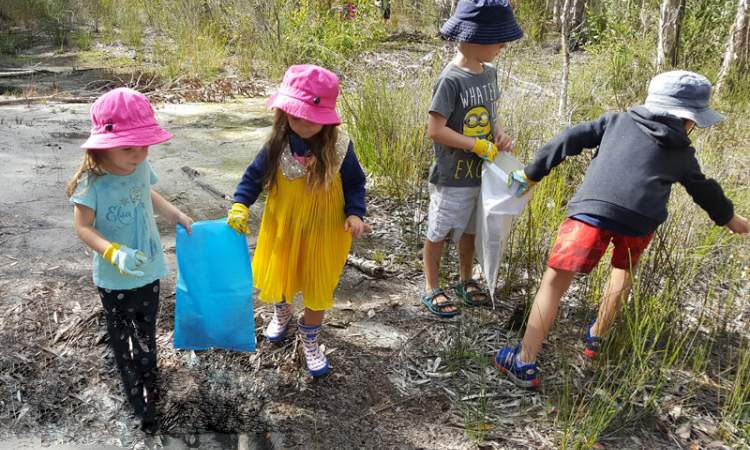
[422,0,522,317]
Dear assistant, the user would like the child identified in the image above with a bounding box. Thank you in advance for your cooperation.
[497,70,749,388]
[422,0,521,317]
[227,64,369,377]
[67,88,194,431]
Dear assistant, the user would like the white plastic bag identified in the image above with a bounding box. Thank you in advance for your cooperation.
[474,152,530,307]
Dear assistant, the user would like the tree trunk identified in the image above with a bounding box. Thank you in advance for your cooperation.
[570,0,587,48]
[717,0,750,94]
[639,0,650,33]
[656,0,685,69]
[570,0,586,33]
[552,0,562,28]
[559,0,571,121]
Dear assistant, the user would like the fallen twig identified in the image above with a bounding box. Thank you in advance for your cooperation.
[180,166,232,202]
[0,69,57,78]
[0,95,96,106]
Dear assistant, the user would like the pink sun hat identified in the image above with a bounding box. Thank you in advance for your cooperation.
[81,87,173,150]
[267,64,341,125]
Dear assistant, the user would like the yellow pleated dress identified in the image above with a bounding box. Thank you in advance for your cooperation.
[252,137,352,311]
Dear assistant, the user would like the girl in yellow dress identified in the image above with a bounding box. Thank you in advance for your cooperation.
[227,64,370,377]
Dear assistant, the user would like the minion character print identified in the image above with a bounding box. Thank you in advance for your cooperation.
[463,105,493,141]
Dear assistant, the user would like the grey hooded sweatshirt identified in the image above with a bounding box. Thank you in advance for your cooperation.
[524,106,734,235]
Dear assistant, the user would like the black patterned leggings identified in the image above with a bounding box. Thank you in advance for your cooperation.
[97,280,161,418]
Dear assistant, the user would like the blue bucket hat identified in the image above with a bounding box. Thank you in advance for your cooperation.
[440,0,523,44]
[644,70,723,128]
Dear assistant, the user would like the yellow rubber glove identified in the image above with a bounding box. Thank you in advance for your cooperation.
[471,138,498,161]
[227,202,251,234]
[102,242,147,277]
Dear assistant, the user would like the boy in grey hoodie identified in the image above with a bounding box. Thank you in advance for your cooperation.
[495,70,749,388]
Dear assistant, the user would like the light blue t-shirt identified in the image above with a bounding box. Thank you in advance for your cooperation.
[70,160,168,290]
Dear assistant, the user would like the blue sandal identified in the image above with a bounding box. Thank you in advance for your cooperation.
[421,288,460,318]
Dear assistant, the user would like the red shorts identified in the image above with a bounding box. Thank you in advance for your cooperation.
[547,218,654,274]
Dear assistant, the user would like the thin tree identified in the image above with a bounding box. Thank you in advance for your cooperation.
[552,0,585,39]
[559,0,571,121]
[656,0,685,69]
[552,0,562,28]
[717,0,750,94]
[569,0,586,45]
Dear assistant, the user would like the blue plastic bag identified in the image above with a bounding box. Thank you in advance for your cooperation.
[174,219,256,352]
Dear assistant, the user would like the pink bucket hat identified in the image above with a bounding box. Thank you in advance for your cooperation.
[81,87,173,150]
[267,64,341,125]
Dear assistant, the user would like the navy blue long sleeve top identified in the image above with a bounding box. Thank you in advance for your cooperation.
[233,132,367,218]
[523,107,733,235]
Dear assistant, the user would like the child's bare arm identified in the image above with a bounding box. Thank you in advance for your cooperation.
[151,190,193,234]
[428,112,476,151]
[494,120,513,151]
[73,204,110,255]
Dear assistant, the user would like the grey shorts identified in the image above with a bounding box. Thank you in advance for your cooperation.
[425,184,480,242]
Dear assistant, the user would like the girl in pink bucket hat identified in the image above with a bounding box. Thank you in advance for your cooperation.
[67,87,193,433]
[227,64,371,377]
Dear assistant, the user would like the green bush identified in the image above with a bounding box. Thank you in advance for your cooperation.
[0,32,21,54]
[341,69,433,200]
[679,0,736,77]
[74,27,91,50]
[570,29,656,119]
[252,0,387,77]
[514,0,549,44]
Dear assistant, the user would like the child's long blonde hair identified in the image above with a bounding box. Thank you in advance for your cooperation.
[65,150,107,197]
[263,109,340,191]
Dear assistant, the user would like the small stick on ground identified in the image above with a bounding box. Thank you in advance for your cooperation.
[181,166,233,202]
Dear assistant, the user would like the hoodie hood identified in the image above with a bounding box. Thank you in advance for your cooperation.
[628,105,691,149]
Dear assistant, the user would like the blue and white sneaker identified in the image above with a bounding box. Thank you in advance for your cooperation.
[495,344,541,389]
[583,321,601,359]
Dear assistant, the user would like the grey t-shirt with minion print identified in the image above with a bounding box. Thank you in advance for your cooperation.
[429,63,499,187]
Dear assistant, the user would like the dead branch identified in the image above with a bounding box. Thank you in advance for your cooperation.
[0,67,102,79]
[0,95,96,106]
[180,166,233,202]
[346,254,387,278]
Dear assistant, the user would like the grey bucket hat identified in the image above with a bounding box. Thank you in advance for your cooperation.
[644,70,723,128]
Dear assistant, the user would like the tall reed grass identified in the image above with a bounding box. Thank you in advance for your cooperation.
[340,69,434,200]
[345,41,740,444]
[474,45,749,446]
